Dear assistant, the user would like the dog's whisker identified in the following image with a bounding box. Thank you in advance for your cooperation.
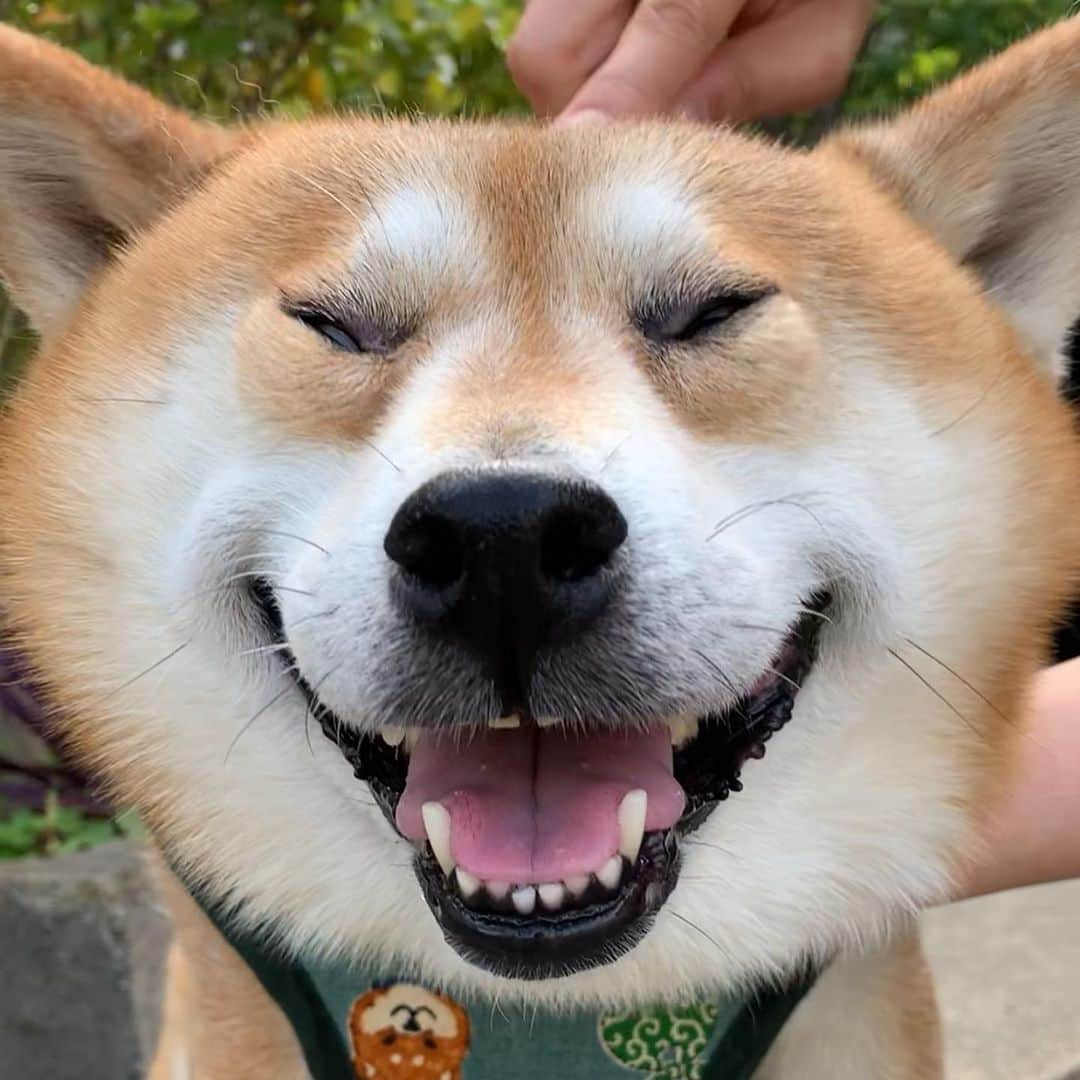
[76,395,169,406]
[884,647,988,745]
[265,584,314,598]
[302,664,343,758]
[224,665,300,764]
[174,583,247,607]
[766,667,802,694]
[598,433,632,474]
[221,527,331,557]
[230,551,293,566]
[236,642,293,657]
[681,838,739,858]
[213,573,315,599]
[345,794,378,808]
[691,647,740,699]
[668,909,727,958]
[99,641,191,703]
[706,492,826,543]
[261,529,331,556]
[358,435,401,473]
[289,605,341,629]
[173,577,304,609]
[929,368,1006,438]
[273,162,363,225]
[219,569,291,585]
[900,636,1014,729]
[795,605,834,624]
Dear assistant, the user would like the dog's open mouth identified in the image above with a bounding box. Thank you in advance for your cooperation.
[253,582,829,979]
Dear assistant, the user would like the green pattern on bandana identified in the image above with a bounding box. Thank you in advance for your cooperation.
[599,1003,722,1078]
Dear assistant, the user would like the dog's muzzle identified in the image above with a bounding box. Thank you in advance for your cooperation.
[254,470,830,980]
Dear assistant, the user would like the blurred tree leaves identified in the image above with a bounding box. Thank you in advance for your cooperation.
[846,0,1068,118]
[0,1,1069,126]
[0,0,527,118]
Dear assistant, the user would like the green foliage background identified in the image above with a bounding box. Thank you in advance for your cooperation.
[0,0,1071,122]
[0,0,1073,855]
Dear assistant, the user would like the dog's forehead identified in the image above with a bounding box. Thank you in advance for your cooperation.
[265,121,790,288]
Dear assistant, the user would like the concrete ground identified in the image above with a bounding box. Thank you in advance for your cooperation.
[923,878,1080,1080]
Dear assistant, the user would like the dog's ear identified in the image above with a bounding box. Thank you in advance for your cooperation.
[826,16,1080,379]
[0,25,234,336]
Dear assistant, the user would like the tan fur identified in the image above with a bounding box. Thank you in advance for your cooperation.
[1,17,1079,1080]
[146,855,308,1079]
[0,25,233,332]
[760,932,942,1080]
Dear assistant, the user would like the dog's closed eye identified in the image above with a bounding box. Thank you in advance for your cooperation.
[284,300,410,356]
[637,285,776,346]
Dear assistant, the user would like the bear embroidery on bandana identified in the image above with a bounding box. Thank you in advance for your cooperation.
[348,984,471,1080]
[598,1003,720,1079]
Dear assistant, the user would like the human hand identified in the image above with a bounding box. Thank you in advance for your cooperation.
[508,0,877,125]
[956,655,1080,902]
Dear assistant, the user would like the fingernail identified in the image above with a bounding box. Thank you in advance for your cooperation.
[556,108,609,129]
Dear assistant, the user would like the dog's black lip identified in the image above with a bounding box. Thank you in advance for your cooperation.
[419,833,680,980]
[250,580,830,976]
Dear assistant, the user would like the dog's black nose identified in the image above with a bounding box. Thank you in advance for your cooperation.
[384,471,627,709]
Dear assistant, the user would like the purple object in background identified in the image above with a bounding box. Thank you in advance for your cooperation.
[0,643,111,816]
[0,645,43,730]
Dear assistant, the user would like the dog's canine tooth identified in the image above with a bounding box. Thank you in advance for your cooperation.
[617,788,647,864]
[511,885,537,915]
[421,802,455,877]
[564,874,590,898]
[597,855,623,891]
[489,713,520,729]
[537,882,566,910]
[667,715,699,748]
[485,880,510,901]
[455,867,481,901]
[380,725,406,748]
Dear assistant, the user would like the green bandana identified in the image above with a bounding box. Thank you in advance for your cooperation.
[196,890,815,1080]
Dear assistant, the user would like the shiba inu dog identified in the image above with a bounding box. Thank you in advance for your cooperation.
[1,16,1079,1078]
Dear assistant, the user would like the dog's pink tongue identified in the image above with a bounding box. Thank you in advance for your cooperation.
[396,726,685,883]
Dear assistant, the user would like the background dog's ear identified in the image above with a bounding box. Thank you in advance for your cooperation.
[826,16,1080,380]
[0,25,234,336]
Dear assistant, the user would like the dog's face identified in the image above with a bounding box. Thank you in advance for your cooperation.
[1,23,1078,1008]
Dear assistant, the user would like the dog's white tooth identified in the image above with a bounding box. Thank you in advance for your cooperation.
[489,714,520,729]
[404,728,422,752]
[597,855,623,891]
[485,880,510,901]
[421,802,455,877]
[538,882,566,910]
[535,716,559,729]
[455,868,481,901]
[668,715,699,748]
[380,725,406,748]
[564,874,590,898]
[511,885,537,915]
[617,789,647,864]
